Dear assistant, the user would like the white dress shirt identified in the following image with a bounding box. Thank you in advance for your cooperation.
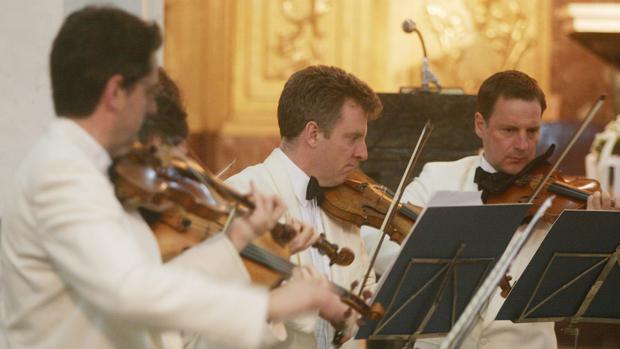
[272,148,334,349]
[1,118,272,349]
[226,148,376,349]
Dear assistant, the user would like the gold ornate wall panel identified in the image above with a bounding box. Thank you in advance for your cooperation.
[165,0,550,136]
[165,0,234,133]
[383,0,550,95]
[224,0,384,136]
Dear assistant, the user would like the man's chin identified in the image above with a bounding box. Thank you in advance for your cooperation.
[501,163,527,175]
[110,141,136,158]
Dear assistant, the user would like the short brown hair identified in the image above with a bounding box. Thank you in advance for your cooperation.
[277,65,382,140]
[476,70,546,121]
[51,6,162,117]
[138,68,188,145]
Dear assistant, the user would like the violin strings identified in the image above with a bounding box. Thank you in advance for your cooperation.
[400,205,419,221]
[240,245,371,316]
[382,187,419,221]
[241,244,295,275]
[241,246,360,296]
[547,182,591,202]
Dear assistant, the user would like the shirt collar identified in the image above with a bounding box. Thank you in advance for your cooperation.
[273,148,312,206]
[53,118,112,174]
[479,153,498,174]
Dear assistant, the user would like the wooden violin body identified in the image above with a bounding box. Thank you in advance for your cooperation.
[321,168,422,244]
[486,162,600,223]
[109,146,385,321]
[150,212,384,321]
[111,145,354,266]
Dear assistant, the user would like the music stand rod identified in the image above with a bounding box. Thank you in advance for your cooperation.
[439,196,554,349]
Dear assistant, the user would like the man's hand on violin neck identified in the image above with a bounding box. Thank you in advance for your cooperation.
[319,293,352,330]
[287,218,319,254]
[227,184,286,251]
[291,267,352,331]
[587,191,618,211]
[266,272,337,323]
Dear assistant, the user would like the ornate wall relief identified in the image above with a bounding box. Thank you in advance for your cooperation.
[224,0,381,136]
[402,0,550,93]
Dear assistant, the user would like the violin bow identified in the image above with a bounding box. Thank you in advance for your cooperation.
[358,120,434,296]
[528,94,606,203]
[215,159,237,178]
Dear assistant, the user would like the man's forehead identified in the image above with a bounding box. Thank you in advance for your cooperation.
[490,95,541,114]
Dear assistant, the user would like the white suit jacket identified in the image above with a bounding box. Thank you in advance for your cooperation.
[1,119,273,349]
[362,155,557,349]
[225,149,377,349]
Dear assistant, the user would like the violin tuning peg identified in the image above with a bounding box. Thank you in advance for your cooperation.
[350,280,359,291]
[362,290,372,300]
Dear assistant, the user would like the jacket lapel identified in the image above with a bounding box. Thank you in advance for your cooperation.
[262,149,303,219]
[461,155,481,192]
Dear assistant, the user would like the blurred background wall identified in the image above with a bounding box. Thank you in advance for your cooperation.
[163,0,619,179]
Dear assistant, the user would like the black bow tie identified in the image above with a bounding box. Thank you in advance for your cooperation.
[474,167,513,202]
[474,145,557,202]
[306,176,325,204]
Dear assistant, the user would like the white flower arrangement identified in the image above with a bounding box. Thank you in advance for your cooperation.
[590,114,620,161]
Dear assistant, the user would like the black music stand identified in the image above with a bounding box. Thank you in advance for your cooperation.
[496,210,620,348]
[357,198,531,347]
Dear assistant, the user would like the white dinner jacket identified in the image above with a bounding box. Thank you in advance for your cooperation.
[1,119,272,349]
[364,155,557,349]
[226,148,377,349]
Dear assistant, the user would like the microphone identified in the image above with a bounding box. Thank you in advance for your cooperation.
[401,18,441,92]
[401,18,417,33]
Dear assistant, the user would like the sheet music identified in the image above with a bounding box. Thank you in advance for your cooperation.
[427,190,483,207]
[373,191,484,298]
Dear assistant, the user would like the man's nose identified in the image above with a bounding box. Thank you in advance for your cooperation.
[356,139,368,161]
[514,131,529,151]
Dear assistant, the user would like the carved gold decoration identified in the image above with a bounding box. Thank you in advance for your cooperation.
[164,0,549,137]
[418,0,549,93]
[223,0,379,136]
[270,0,330,79]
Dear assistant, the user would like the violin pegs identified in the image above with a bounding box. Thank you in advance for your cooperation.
[349,280,359,292]
[499,274,513,298]
[362,290,372,300]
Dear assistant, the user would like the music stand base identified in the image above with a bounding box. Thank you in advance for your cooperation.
[560,326,580,349]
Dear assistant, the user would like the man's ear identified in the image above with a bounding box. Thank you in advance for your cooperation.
[303,120,321,148]
[100,74,125,112]
[474,112,486,138]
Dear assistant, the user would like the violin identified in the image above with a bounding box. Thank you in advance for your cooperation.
[112,145,354,266]
[109,146,385,322]
[484,152,601,298]
[320,168,422,244]
[485,160,600,223]
[162,149,355,266]
[157,212,385,322]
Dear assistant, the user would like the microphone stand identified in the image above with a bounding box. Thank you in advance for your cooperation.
[438,196,555,349]
[402,19,442,93]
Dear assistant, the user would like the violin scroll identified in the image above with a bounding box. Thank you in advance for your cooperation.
[314,233,354,266]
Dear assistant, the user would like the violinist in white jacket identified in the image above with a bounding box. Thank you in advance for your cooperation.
[1,7,346,349]
[227,65,383,349]
[363,70,616,349]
